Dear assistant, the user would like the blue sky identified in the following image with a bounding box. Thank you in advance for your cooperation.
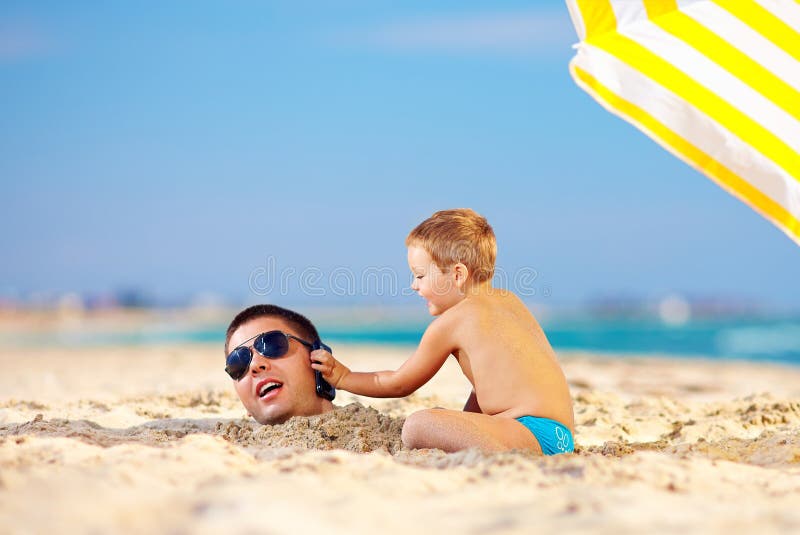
[1,0,798,309]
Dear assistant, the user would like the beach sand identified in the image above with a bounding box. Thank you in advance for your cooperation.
[2,341,800,534]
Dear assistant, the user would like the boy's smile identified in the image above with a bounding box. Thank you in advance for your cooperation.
[407,246,464,316]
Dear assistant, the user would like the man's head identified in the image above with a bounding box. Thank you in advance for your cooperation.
[225,304,334,424]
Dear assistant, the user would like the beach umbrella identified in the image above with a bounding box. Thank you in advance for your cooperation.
[565,0,800,245]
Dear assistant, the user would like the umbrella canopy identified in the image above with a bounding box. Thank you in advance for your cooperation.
[566,0,800,245]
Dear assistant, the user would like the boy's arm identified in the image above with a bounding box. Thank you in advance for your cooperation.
[311,317,454,398]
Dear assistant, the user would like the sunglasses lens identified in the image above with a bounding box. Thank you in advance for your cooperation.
[254,331,290,358]
[225,347,252,380]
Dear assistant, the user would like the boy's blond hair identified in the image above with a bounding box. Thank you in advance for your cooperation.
[406,208,496,283]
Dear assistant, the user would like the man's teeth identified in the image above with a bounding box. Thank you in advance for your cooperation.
[258,382,282,397]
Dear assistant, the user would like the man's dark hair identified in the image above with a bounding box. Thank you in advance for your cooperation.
[225,304,320,354]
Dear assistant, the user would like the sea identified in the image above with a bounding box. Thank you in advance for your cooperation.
[7,309,799,366]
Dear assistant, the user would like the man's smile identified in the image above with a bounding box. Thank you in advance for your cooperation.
[255,378,284,401]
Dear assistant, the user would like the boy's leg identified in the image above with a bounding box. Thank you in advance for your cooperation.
[401,408,543,454]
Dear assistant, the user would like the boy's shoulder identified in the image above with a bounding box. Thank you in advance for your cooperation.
[428,288,530,328]
[434,289,502,323]
[423,300,473,335]
[454,288,532,322]
[463,287,524,310]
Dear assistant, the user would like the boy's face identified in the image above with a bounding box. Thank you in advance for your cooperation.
[227,316,328,424]
[408,246,464,316]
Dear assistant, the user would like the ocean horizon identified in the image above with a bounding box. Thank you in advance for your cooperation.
[3,309,799,366]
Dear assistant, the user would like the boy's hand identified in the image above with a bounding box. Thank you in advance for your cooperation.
[310,349,350,388]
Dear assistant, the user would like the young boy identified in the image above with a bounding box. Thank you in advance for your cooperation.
[312,208,575,454]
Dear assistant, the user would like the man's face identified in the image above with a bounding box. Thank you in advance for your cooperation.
[228,316,329,424]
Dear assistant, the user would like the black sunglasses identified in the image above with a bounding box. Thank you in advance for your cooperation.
[225,330,313,381]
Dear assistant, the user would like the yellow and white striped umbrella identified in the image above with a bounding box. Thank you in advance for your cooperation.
[566,0,800,245]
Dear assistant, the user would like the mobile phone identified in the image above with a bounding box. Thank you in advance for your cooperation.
[312,340,336,401]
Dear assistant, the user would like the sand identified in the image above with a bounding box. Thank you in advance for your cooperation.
[1,342,800,534]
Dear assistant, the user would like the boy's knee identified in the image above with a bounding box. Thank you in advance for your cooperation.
[401,409,438,449]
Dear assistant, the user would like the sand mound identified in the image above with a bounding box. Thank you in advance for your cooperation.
[4,391,799,468]
[215,403,405,453]
[1,414,220,448]
[0,402,405,454]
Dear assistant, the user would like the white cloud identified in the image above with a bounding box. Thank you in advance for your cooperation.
[334,10,576,55]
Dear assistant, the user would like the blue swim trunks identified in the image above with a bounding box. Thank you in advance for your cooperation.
[516,416,574,455]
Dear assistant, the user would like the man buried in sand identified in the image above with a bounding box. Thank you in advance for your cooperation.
[313,208,575,455]
[224,304,336,424]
